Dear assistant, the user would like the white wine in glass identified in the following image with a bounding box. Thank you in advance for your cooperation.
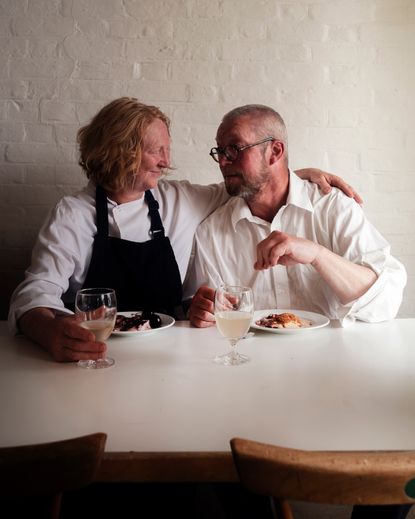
[75,288,117,369]
[214,284,254,366]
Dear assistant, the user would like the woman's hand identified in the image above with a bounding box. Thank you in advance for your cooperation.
[19,308,106,362]
[295,168,363,204]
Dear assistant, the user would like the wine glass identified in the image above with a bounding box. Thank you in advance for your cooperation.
[75,288,117,369]
[214,284,254,366]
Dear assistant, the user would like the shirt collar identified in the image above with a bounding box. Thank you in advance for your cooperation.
[230,197,255,231]
[230,169,315,231]
[286,169,315,213]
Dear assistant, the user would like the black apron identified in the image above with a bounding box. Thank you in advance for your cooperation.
[81,185,182,316]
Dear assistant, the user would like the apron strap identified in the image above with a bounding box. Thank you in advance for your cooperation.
[95,186,165,239]
[95,185,109,237]
[145,190,165,238]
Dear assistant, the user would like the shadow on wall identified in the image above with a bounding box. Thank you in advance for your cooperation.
[0,181,80,321]
[0,272,25,320]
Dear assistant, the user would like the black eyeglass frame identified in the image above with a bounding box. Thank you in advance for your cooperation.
[209,136,276,163]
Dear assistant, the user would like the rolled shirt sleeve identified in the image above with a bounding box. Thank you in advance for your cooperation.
[339,249,407,324]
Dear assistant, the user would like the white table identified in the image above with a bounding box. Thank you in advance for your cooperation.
[1,319,415,482]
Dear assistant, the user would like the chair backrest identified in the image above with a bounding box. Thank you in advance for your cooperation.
[0,432,107,518]
[231,438,415,518]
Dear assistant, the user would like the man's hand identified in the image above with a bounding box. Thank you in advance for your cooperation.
[189,286,216,328]
[295,168,363,204]
[254,231,322,270]
[255,231,378,304]
[19,308,106,362]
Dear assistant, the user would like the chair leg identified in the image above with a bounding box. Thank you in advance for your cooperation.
[49,493,63,519]
[272,497,294,519]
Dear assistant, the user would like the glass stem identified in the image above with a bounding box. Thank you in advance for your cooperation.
[229,339,238,357]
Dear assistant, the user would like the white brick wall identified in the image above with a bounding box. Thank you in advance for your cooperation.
[1,0,414,319]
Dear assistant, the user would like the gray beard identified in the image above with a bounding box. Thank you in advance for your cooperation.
[224,167,269,202]
[225,181,258,201]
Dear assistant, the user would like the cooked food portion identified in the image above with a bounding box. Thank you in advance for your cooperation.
[255,312,312,329]
[114,311,162,332]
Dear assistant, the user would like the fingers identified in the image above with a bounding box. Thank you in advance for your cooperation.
[294,168,363,204]
[62,318,95,342]
[189,286,216,328]
[346,186,363,205]
[49,317,107,362]
[316,174,333,195]
[255,231,284,270]
[52,332,107,362]
[324,174,363,205]
[50,339,107,362]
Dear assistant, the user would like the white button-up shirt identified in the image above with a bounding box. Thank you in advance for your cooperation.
[184,171,407,324]
[9,179,228,333]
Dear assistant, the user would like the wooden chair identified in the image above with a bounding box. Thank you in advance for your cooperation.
[0,432,107,519]
[230,438,415,519]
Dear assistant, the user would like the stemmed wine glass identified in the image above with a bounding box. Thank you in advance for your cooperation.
[214,284,254,366]
[75,288,117,369]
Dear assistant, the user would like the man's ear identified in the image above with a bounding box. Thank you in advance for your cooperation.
[269,140,285,165]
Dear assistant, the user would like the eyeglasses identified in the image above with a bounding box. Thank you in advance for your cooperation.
[209,137,275,163]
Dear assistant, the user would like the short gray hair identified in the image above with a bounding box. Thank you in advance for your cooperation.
[221,104,288,158]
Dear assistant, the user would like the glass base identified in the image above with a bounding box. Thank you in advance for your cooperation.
[77,357,115,369]
[214,351,249,366]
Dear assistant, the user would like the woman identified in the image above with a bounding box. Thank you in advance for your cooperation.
[8,97,360,362]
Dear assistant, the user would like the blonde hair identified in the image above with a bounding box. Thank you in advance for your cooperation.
[77,97,170,192]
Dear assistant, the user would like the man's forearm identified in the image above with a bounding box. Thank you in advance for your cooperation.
[312,247,378,305]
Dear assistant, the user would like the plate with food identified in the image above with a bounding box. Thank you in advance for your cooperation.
[112,311,175,336]
[251,309,330,334]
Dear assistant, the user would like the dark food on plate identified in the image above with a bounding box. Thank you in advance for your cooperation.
[114,311,162,332]
[255,312,312,329]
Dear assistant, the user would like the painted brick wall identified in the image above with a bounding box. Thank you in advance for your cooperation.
[1,0,414,318]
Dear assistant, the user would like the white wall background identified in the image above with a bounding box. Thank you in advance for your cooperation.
[1,0,415,320]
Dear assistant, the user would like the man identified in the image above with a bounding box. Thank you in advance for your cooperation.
[186,104,406,327]
[186,105,409,519]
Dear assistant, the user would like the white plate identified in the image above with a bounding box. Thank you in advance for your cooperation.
[112,311,175,336]
[251,309,330,334]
